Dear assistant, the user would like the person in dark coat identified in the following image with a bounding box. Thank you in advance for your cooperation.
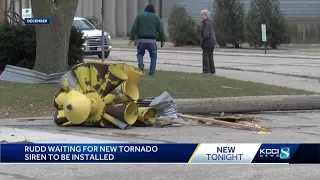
[200,9,217,75]
[130,4,165,76]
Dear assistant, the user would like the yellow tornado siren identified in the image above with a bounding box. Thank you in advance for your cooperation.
[53,62,158,129]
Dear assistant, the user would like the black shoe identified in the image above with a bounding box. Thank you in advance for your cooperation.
[138,64,144,71]
[148,72,154,77]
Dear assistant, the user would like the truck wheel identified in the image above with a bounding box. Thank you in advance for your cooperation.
[98,51,110,59]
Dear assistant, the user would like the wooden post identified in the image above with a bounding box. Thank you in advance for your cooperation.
[179,114,271,132]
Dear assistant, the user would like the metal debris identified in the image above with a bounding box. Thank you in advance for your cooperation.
[0,65,65,83]
[149,91,178,119]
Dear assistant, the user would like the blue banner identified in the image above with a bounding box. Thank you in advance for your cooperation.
[252,143,320,164]
[1,143,319,164]
[24,18,50,24]
[0,143,198,163]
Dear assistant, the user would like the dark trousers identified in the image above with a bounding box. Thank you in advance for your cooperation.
[202,47,215,74]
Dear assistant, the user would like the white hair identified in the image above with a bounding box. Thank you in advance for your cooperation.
[200,9,210,17]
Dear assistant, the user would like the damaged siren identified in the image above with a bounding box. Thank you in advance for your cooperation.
[53,62,177,129]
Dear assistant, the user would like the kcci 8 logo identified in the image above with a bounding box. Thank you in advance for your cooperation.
[259,147,290,159]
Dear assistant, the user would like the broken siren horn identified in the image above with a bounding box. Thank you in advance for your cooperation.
[99,64,128,95]
[103,80,140,105]
[137,107,158,125]
[104,102,139,129]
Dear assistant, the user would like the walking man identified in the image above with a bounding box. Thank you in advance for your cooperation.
[200,9,217,75]
[130,4,165,76]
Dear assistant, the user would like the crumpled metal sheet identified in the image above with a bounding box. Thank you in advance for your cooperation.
[149,91,178,118]
[0,65,65,83]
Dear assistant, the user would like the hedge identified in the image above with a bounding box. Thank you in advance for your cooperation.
[0,22,85,71]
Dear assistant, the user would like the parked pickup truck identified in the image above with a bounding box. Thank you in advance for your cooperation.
[72,17,112,58]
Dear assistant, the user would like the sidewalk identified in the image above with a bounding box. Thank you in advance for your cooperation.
[107,59,320,93]
[1,127,122,143]
[113,47,320,60]
[112,38,320,57]
[100,50,320,93]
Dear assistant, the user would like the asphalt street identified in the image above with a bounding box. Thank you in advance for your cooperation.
[94,48,320,92]
[1,111,320,180]
[1,50,320,179]
[108,48,320,79]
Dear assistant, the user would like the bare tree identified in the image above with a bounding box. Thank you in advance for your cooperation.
[30,0,78,74]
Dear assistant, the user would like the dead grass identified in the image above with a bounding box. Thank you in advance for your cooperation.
[0,70,314,119]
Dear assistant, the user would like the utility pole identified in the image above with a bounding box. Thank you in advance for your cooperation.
[101,0,105,62]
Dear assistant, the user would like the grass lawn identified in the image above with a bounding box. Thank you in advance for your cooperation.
[0,70,314,119]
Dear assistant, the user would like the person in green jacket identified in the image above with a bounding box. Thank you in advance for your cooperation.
[130,4,165,76]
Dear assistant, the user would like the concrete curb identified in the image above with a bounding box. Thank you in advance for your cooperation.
[112,48,320,60]
[0,116,53,121]
[0,127,123,143]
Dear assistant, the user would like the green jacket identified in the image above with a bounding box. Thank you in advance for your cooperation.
[130,12,165,41]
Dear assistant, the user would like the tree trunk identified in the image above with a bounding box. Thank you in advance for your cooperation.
[30,0,78,74]
[174,95,320,114]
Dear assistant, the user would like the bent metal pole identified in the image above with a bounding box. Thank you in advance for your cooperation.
[101,0,105,62]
